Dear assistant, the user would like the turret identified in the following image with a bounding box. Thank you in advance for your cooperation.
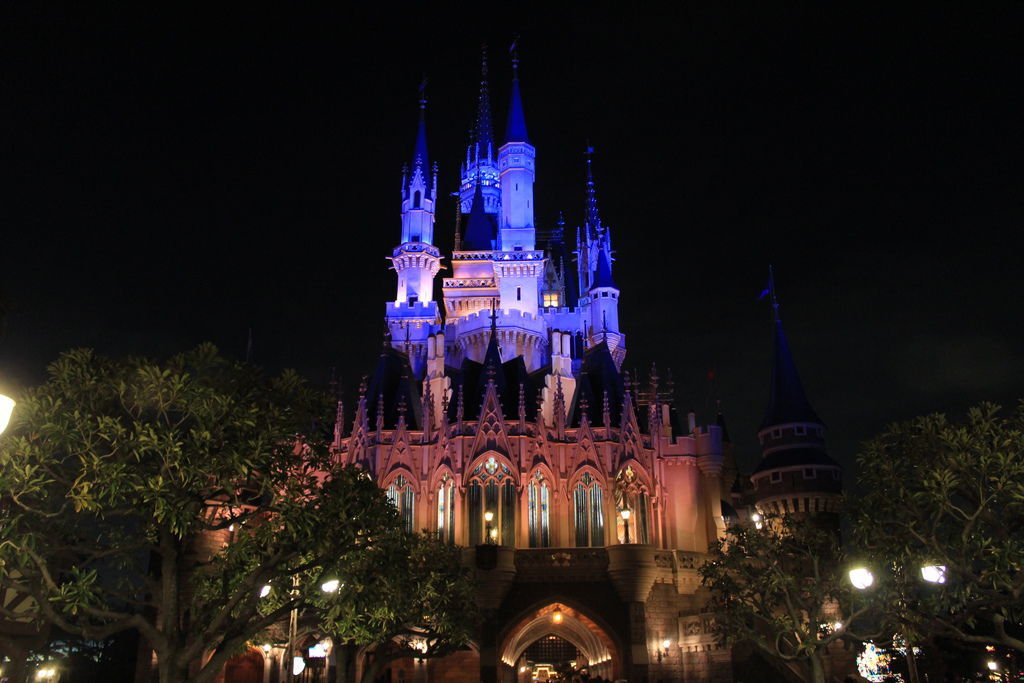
[751,272,842,519]
[459,46,501,218]
[580,151,625,363]
[386,89,442,377]
[497,50,536,251]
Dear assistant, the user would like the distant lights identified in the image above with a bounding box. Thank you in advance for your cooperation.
[987,660,999,671]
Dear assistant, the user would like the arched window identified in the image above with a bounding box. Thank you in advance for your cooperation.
[436,473,455,544]
[413,190,422,208]
[467,456,516,545]
[528,471,550,548]
[573,472,604,547]
[387,474,415,533]
[614,466,650,544]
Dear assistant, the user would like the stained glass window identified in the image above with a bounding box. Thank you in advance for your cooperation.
[387,474,415,533]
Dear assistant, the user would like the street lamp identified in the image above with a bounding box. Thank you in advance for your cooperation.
[921,564,947,584]
[321,579,341,593]
[0,393,14,435]
[620,508,631,544]
[484,511,494,544]
[848,567,875,590]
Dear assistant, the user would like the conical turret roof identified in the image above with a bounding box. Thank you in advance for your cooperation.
[760,320,822,430]
[462,181,494,250]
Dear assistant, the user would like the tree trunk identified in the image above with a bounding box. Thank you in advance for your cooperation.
[806,652,826,683]
[334,640,356,683]
[157,654,189,683]
[904,642,921,683]
[360,651,384,683]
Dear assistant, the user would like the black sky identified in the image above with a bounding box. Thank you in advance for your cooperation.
[2,3,1023,474]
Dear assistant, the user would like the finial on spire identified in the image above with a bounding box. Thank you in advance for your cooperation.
[509,36,520,79]
[584,144,601,233]
[418,74,428,110]
[769,264,780,323]
[489,298,498,335]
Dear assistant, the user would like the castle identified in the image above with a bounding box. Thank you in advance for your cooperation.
[328,50,843,683]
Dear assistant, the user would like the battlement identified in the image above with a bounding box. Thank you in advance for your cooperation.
[448,307,548,336]
[386,300,439,318]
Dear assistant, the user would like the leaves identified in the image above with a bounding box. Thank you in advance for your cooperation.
[0,345,421,682]
[854,401,1024,653]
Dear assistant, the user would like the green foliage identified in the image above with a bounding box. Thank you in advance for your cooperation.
[700,514,873,683]
[855,401,1024,653]
[0,345,405,683]
[310,531,478,683]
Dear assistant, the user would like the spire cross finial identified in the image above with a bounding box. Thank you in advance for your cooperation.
[769,264,780,323]
[418,74,428,111]
[509,36,520,78]
[481,42,489,79]
[489,298,498,334]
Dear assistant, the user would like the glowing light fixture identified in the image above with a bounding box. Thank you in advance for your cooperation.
[259,584,271,598]
[620,508,631,521]
[261,643,272,653]
[321,579,341,593]
[292,657,306,675]
[751,512,764,529]
[987,660,999,671]
[36,669,56,681]
[0,394,15,435]
[551,608,563,624]
[489,528,498,541]
[849,567,875,590]
[309,642,329,657]
[484,511,494,523]
[662,638,671,650]
[921,564,947,584]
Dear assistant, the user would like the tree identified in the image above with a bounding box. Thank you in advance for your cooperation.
[311,530,477,683]
[855,401,1024,655]
[0,345,404,683]
[700,514,877,683]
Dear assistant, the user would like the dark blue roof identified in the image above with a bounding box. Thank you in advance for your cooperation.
[760,321,822,430]
[364,346,423,430]
[592,247,616,289]
[462,183,494,250]
[752,447,840,474]
[567,341,624,428]
[504,78,529,144]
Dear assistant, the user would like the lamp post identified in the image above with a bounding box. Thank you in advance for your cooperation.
[484,510,494,545]
[620,508,631,544]
[0,393,14,435]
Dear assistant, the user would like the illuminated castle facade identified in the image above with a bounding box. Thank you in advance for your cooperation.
[333,51,841,683]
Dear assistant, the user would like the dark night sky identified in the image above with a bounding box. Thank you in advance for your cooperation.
[2,3,1023,474]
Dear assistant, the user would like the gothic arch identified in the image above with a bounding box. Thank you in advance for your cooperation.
[463,451,519,487]
[381,465,420,492]
[498,601,621,680]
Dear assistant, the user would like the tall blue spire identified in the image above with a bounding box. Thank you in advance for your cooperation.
[760,272,822,429]
[462,180,494,250]
[593,244,616,289]
[504,49,529,144]
[412,79,429,177]
[473,45,494,159]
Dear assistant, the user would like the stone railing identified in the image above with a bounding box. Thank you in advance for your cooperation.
[514,547,609,582]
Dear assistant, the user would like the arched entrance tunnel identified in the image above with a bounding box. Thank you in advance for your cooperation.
[499,603,619,682]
